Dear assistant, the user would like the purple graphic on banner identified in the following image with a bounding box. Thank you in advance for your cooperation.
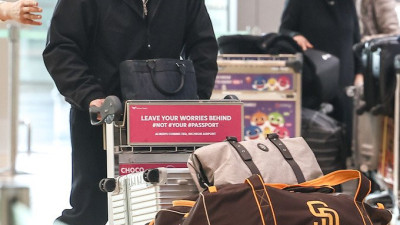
[243,100,296,140]
[214,73,294,91]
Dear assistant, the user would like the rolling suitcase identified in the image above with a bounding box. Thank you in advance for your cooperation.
[101,167,198,225]
[356,35,400,116]
[347,85,383,173]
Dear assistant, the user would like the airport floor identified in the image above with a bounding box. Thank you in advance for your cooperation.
[0,147,71,225]
[0,83,72,224]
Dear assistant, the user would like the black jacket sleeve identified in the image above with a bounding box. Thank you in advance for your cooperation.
[183,0,218,99]
[43,0,106,110]
[279,0,302,37]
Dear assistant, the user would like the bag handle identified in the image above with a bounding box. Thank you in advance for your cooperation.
[265,170,371,203]
[147,60,185,95]
[226,134,306,183]
[226,136,262,175]
[267,133,306,183]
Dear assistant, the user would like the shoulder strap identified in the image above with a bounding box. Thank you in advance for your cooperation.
[226,136,261,175]
[267,133,306,183]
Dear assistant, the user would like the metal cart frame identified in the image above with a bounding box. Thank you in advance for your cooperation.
[392,65,400,224]
[103,100,244,225]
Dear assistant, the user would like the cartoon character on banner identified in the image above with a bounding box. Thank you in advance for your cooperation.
[244,112,268,140]
[244,111,290,140]
[251,76,268,91]
[244,126,263,140]
[250,111,269,130]
[266,78,278,91]
[269,112,290,138]
[268,112,285,128]
[273,126,290,139]
[277,76,291,91]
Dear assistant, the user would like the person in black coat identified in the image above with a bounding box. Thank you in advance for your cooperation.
[42,0,218,224]
[279,0,362,164]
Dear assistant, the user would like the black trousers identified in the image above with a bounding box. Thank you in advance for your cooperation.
[55,108,108,225]
[328,90,353,159]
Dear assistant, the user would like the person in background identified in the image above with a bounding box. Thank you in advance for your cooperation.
[42,0,218,224]
[354,0,400,42]
[279,0,362,167]
[0,0,42,25]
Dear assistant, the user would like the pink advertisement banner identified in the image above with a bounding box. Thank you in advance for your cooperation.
[128,103,243,145]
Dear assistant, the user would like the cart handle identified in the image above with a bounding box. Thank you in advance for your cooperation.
[89,96,123,125]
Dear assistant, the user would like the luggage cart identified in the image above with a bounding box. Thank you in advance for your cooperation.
[101,167,198,225]
[211,54,302,139]
[356,52,400,225]
[392,55,400,224]
[350,38,400,224]
[347,85,383,173]
[100,99,244,225]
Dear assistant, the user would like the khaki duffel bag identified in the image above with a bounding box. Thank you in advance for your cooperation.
[187,133,323,190]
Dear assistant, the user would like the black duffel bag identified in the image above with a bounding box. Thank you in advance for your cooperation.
[301,107,347,175]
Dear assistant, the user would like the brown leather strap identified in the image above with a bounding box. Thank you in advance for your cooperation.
[226,136,262,176]
[267,133,306,183]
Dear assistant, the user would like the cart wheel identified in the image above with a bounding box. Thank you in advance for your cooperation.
[143,169,160,183]
[99,178,116,192]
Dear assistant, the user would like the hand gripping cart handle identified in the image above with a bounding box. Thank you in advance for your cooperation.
[89,95,123,125]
